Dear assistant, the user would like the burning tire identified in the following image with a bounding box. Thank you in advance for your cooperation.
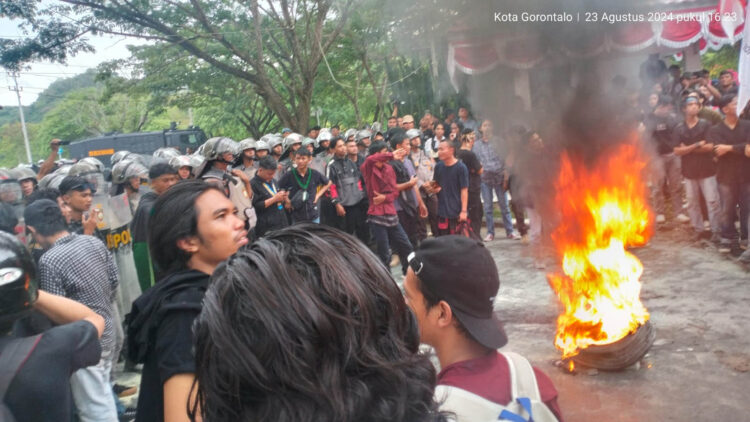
[571,320,655,371]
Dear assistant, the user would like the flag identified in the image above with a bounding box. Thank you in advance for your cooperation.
[737,2,750,113]
[719,0,745,43]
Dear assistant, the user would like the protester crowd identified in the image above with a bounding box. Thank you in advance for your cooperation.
[0,54,749,422]
[636,56,750,259]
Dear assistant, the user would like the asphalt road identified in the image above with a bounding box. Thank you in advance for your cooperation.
[483,227,750,422]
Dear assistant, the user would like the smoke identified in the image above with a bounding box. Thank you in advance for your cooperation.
[404,0,669,254]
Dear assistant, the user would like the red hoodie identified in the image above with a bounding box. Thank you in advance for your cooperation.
[360,152,400,216]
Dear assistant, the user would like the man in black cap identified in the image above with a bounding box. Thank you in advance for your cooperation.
[403,235,562,421]
[58,175,104,241]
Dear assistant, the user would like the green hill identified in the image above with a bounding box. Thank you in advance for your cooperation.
[0,70,98,127]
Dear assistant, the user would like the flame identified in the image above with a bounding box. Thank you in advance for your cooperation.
[548,141,651,359]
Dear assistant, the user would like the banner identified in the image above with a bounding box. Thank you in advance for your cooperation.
[739,4,750,114]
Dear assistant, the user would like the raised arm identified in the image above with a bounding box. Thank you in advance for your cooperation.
[34,290,105,338]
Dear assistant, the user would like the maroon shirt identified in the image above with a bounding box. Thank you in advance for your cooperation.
[360,152,400,216]
[438,351,564,421]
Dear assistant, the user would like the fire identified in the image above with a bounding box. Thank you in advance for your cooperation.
[548,142,651,359]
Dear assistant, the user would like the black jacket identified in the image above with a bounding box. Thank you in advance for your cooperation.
[328,157,365,207]
[126,269,209,363]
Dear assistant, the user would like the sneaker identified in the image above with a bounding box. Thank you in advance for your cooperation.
[676,213,690,223]
[718,245,732,254]
[119,407,137,422]
[656,214,666,223]
[113,384,137,398]
[484,234,494,242]
[507,232,521,240]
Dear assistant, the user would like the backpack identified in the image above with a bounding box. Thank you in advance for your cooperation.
[0,335,41,422]
[435,351,560,422]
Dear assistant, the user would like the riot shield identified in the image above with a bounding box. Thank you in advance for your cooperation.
[95,192,142,317]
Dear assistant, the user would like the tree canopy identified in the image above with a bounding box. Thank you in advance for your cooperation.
[0,0,470,166]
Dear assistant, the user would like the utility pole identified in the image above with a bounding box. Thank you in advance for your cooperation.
[8,72,32,163]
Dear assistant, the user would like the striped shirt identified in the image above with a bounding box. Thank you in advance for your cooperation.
[39,233,119,354]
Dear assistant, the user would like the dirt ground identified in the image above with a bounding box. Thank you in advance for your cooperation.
[484,226,750,422]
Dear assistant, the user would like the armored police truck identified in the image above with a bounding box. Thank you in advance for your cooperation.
[67,125,207,167]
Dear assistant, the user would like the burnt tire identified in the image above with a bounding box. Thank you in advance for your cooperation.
[571,320,655,371]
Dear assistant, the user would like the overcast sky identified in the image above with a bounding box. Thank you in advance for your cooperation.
[0,19,140,107]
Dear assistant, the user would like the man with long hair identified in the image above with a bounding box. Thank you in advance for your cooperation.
[127,180,248,422]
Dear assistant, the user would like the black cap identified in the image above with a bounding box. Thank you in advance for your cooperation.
[23,199,61,230]
[408,235,507,349]
[59,175,95,195]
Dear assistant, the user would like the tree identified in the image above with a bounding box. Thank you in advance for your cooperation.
[0,121,38,167]
[0,78,168,167]
[98,43,280,138]
[2,0,355,131]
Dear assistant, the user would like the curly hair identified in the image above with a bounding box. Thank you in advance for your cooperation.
[190,224,448,422]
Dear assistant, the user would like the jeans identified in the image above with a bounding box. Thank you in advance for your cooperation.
[684,176,721,234]
[651,153,684,218]
[717,180,750,243]
[71,352,118,422]
[370,221,413,275]
[468,193,483,237]
[481,181,514,236]
[397,209,421,249]
[508,174,528,236]
[319,196,342,229]
[417,187,439,240]
[343,201,370,245]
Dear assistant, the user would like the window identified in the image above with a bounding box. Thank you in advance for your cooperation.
[180,134,198,144]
